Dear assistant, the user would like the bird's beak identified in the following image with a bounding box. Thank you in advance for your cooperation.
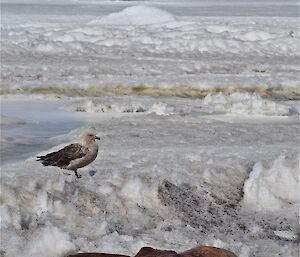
[95,136,101,140]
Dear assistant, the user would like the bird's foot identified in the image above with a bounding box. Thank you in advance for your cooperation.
[74,171,82,179]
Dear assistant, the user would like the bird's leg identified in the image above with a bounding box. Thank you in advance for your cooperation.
[74,170,82,179]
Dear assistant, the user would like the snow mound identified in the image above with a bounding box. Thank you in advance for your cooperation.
[242,155,300,212]
[89,5,176,26]
[202,93,290,116]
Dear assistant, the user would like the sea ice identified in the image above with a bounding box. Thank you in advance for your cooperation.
[1,1,300,256]
[1,2,299,94]
[89,5,177,26]
[0,115,26,126]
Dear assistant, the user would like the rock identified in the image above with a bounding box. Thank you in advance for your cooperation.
[135,247,178,257]
[68,254,129,257]
[68,246,237,257]
[180,246,238,257]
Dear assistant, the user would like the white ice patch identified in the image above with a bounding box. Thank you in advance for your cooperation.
[69,99,176,115]
[289,104,300,116]
[235,31,276,42]
[70,100,145,113]
[119,177,161,211]
[242,155,300,212]
[273,230,298,241]
[89,5,176,26]
[18,226,75,257]
[202,93,290,116]
[147,102,172,116]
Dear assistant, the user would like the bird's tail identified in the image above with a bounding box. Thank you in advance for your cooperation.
[36,152,59,166]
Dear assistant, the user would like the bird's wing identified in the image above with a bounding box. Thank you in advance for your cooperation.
[36,143,87,168]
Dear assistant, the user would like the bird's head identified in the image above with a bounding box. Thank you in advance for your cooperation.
[83,132,100,145]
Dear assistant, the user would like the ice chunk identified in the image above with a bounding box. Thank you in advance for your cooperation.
[202,93,290,116]
[289,105,300,116]
[242,155,300,212]
[147,102,172,116]
[19,226,75,257]
[89,5,176,26]
[70,100,146,113]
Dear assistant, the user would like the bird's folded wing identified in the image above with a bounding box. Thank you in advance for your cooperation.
[37,143,87,167]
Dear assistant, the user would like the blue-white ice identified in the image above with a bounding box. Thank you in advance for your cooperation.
[1,1,300,257]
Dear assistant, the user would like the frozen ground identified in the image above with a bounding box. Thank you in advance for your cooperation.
[1,1,300,257]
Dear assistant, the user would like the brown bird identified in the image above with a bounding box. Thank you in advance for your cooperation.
[36,132,100,178]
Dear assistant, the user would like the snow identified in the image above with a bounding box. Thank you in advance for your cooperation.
[68,94,298,117]
[242,155,300,212]
[89,6,177,26]
[202,93,291,116]
[1,96,299,257]
[69,99,146,113]
[18,226,75,257]
[147,102,171,116]
[1,3,299,94]
[68,98,177,115]
[1,1,300,257]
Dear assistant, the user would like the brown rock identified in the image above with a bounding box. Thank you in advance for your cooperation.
[179,246,238,257]
[67,246,237,257]
[68,254,129,257]
[134,247,178,257]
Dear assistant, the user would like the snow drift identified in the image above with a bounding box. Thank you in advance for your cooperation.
[89,6,176,26]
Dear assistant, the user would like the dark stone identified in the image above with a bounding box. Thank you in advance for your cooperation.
[135,247,178,257]
[68,246,238,257]
[180,246,238,257]
[68,253,129,257]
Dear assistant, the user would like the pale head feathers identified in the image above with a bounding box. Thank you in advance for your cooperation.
[82,131,100,145]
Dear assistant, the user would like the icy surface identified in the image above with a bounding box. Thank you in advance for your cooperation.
[0,115,26,126]
[1,1,300,256]
[1,96,299,257]
[1,1,300,96]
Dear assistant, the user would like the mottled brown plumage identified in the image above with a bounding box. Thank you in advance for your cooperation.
[36,132,100,178]
[37,143,86,167]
